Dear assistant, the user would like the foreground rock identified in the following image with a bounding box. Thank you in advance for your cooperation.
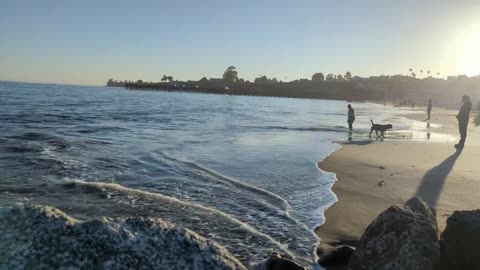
[318,245,355,269]
[0,204,247,270]
[348,197,440,270]
[441,209,480,270]
[263,252,307,270]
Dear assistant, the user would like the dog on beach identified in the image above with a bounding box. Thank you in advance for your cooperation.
[369,119,392,137]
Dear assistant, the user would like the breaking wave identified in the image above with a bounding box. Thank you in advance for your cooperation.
[60,179,318,267]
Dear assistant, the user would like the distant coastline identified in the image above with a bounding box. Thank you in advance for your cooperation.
[106,71,480,106]
[106,80,126,87]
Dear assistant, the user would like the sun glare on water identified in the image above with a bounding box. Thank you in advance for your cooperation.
[458,30,480,76]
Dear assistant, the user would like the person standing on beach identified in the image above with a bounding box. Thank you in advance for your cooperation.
[427,99,432,120]
[347,104,355,133]
[455,95,472,148]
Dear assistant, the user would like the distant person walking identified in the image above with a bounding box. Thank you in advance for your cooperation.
[427,99,432,120]
[347,104,355,133]
[455,95,472,148]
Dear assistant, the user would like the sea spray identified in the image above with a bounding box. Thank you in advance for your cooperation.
[0,204,248,270]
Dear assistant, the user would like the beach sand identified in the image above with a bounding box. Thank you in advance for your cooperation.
[316,110,480,252]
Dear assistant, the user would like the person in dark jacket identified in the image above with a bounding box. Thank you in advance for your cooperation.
[427,99,432,120]
[347,104,355,133]
[455,95,472,148]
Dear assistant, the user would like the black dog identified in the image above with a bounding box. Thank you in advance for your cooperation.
[370,119,392,137]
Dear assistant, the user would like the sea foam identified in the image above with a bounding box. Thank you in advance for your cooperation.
[0,204,248,270]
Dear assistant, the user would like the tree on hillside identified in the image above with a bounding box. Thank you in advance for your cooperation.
[337,74,344,80]
[427,70,431,77]
[312,72,325,81]
[166,76,173,82]
[326,74,334,81]
[199,77,208,83]
[345,71,352,80]
[223,66,238,83]
[136,79,143,83]
[254,75,268,84]
[411,72,416,79]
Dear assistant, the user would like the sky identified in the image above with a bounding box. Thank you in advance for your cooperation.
[1,0,480,85]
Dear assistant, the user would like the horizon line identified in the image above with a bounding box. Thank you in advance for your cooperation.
[2,72,479,87]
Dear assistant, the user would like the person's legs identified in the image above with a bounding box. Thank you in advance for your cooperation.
[348,121,353,132]
[457,124,467,146]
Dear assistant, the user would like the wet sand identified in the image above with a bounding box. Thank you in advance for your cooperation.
[316,110,480,251]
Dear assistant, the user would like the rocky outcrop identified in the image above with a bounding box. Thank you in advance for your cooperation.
[347,197,440,270]
[262,252,307,270]
[441,209,480,270]
[318,245,355,269]
[0,204,247,270]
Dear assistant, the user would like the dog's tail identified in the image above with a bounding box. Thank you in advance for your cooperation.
[370,119,374,125]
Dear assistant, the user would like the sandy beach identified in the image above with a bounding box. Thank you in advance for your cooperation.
[316,109,480,251]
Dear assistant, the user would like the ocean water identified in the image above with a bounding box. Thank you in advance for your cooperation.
[0,82,453,268]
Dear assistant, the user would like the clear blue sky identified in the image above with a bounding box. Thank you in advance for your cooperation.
[1,0,480,85]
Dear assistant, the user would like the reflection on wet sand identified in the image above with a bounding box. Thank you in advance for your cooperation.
[427,122,431,140]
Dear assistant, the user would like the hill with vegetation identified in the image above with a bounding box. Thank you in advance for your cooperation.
[107,67,480,108]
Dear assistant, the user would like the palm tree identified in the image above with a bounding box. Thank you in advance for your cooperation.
[161,75,167,83]
[166,76,173,82]
[427,70,430,77]
[437,72,440,78]
[411,72,416,79]
[420,70,423,78]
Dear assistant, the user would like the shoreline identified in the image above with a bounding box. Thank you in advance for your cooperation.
[315,110,480,252]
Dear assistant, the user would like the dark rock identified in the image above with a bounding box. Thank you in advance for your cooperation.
[348,197,440,270]
[318,245,355,268]
[404,196,438,233]
[263,252,307,270]
[441,209,480,270]
[0,204,247,270]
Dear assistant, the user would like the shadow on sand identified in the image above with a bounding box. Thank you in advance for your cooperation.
[414,148,463,208]
[342,140,373,146]
[335,134,374,146]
